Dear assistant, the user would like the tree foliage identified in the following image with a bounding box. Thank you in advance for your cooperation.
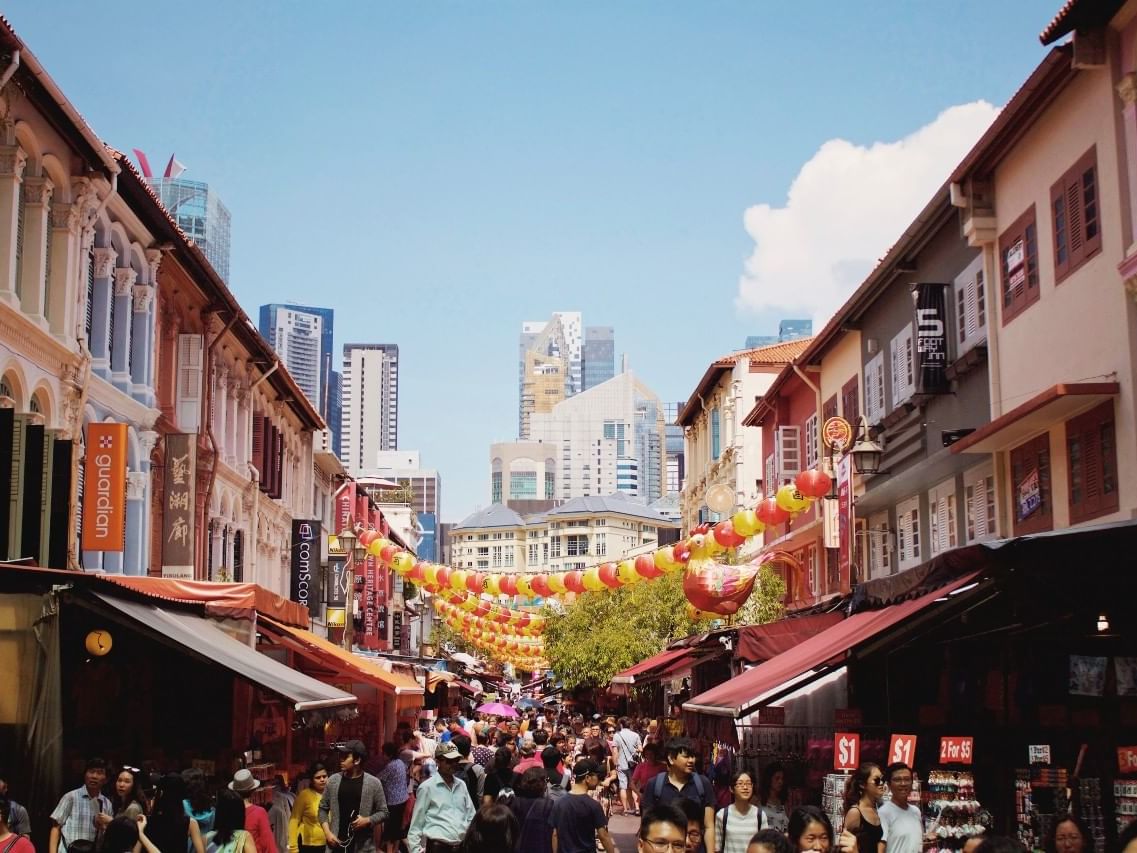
[543,564,788,689]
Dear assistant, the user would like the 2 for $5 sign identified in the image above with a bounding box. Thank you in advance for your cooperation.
[940,736,974,764]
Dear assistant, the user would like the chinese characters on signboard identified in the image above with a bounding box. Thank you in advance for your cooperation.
[81,422,128,553]
[914,282,950,395]
[161,433,196,578]
[327,555,348,627]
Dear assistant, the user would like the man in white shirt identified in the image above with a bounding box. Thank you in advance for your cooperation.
[880,763,924,853]
[612,717,643,816]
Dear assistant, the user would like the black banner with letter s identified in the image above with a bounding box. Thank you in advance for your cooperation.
[290,519,321,616]
[914,282,950,395]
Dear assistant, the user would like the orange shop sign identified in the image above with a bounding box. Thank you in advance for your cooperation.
[81,422,128,552]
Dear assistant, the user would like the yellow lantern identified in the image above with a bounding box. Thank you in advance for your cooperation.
[582,566,605,591]
[547,573,567,595]
[449,570,469,592]
[776,484,811,514]
[392,552,414,575]
[85,629,113,656]
[423,564,439,587]
[731,509,763,538]
[617,560,640,585]
[516,576,533,597]
[484,574,501,596]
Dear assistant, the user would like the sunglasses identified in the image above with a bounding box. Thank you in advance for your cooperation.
[869,777,885,785]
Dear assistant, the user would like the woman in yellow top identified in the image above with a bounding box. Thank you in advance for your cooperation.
[288,763,329,853]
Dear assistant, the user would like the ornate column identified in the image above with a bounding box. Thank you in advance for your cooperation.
[213,363,229,459]
[46,199,80,339]
[225,374,240,466]
[124,471,148,576]
[0,125,26,308]
[144,249,163,392]
[234,385,249,467]
[89,248,117,375]
[18,175,53,322]
[130,282,155,406]
[110,267,136,392]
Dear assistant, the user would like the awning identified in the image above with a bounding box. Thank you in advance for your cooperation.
[683,573,981,718]
[611,647,690,685]
[91,592,355,711]
[258,618,424,711]
[951,382,1119,455]
[99,574,310,627]
[736,611,845,663]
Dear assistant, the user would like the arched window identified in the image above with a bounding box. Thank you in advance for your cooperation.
[0,377,12,399]
[28,394,41,415]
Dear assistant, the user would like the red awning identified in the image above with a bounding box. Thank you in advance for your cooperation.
[736,611,845,663]
[100,575,311,627]
[684,573,981,718]
[611,647,690,685]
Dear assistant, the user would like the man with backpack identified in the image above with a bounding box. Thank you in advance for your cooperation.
[540,747,571,801]
[448,735,484,808]
[640,738,715,853]
[612,717,643,816]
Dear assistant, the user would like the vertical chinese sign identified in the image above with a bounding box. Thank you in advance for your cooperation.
[371,506,388,651]
[290,520,321,617]
[326,554,348,627]
[81,422,128,553]
[161,433,196,578]
[356,491,377,650]
[914,283,950,395]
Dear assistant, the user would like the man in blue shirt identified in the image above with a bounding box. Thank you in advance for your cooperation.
[406,742,475,853]
[640,738,715,853]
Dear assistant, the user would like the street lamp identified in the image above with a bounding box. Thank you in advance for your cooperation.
[849,415,885,476]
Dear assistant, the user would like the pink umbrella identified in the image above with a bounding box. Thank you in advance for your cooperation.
[476,701,519,718]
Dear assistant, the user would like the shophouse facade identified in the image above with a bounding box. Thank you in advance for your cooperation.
[949,31,1137,534]
[677,340,811,534]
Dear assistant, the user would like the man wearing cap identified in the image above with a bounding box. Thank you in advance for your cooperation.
[405,743,475,853]
[319,740,389,853]
[547,758,616,853]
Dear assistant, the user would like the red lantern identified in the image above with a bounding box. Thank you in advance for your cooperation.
[598,562,621,588]
[756,496,791,526]
[379,545,398,564]
[473,601,490,617]
[672,542,692,564]
[516,612,531,628]
[795,468,832,499]
[693,523,711,536]
[713,520,746,548]
[434,567,451,590]
[409,561,427,581]
[358,530,377,547]
[499,574,518,596]
[636,554,664,578]
[530,574,550,598]
[466,572,484,594]
[564,571,585,593]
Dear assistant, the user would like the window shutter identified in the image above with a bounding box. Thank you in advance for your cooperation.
[272,427,284,499]
[864,354,884,424]
[764,453,776,495]
[85,251,95,345]
[176,334,203,432]
[937,493,949,553]
[251,414,264,484]
[804,413,819,470]
[890,325,914,407]
[1051,179,1071,281]
[14,178,24,299]
[1079,152,1101,259]
[841,376,859,426]
[775,425,800,482]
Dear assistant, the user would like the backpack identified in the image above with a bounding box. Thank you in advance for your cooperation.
[455,764,483,806]
[546,768,571,801]
[651,771,706,805]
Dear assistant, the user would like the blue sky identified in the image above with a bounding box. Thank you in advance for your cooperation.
[6,1,1056,522]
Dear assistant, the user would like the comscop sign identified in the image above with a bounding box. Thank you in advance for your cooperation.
[291,520,321,616]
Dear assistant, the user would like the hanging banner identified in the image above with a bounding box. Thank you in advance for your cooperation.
[81,422,129,553]
[290,520,320,616]
[914,282,950,395]
[159,432,196,575]
[837,455,853,588]
[336,481,356,534]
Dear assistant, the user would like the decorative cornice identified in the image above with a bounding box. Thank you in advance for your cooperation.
[1118,72,1137,107]
[50,201,79,232]
[145,248,163,283]
[139,429,160,454]
[113,267,137,297]
[93,247,117,279]
[22,176,53,207]
[0,303,81,373]
[0,144,26,179]
[126,471,148,500]
[132,284,154,313]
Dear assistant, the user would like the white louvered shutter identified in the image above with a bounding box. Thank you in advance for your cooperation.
[891,324,915,408]
[176,333,203,432]
[764,453,776,495]
[775,425,801,482]
[804,413,819,470]
[864,353,885,424]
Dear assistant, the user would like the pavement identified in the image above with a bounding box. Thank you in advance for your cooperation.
[608,810,641,852]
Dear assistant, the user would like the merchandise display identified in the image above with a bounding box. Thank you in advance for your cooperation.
[1078,778,1105,853]
[1014,767,1069,853]
[1114,780,1137,836]
[824,772,851,832]
[924,770,988,853]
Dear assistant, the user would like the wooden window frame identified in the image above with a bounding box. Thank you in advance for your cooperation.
[999,205,1041,325]
[1051,146,1102,285]
[1010,432,1053,536]
[1066,400,1119,524]
[840,376,859,426]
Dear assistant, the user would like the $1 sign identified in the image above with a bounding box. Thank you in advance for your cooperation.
[835,733,860,770]
[889,734,917,766]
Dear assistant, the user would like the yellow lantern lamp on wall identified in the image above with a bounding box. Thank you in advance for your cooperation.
[85,629,113,656]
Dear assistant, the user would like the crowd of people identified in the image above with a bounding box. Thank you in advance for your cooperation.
[5,710,1137,853]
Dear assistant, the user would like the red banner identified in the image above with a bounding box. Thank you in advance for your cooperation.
[81,422,128,552]
[940,736,974,764]
[335,482,356,534]
[835,733,860,770]
[1118,746,1137,773]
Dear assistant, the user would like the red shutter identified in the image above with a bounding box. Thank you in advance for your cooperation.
[823,395,838,423]
[251,413,264,487]
[1067,401,1117,524]
[999,206,1039,323]
[1050,179,1070,282]
[841,375,859,425]
[1078,150,1101,260]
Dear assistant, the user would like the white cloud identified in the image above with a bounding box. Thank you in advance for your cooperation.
[736,102,1000,328]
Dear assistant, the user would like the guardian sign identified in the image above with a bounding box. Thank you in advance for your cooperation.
[81,422,128,552]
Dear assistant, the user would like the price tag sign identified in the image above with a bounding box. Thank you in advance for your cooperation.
[835,732,861,770]
[889,734,918,766]
[1118,746,1137,773]
[1029,745,1051,765]
[940,736,974,765]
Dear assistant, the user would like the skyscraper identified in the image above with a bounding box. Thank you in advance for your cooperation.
[341,343,399,472]
[744,319,813,349]
[663,402,686,495]
[518,312,594,437]
[259,303,341,455]
[134,152,232,281]
[582,326,615,390]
